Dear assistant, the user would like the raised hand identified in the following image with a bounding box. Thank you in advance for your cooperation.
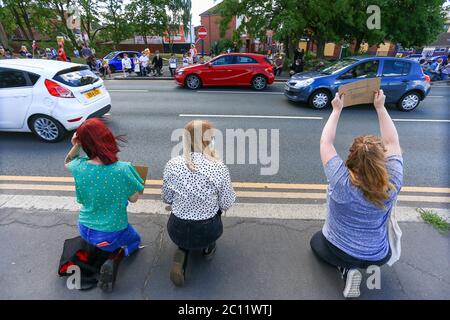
[331,93,345,111]
[374,89,386,110]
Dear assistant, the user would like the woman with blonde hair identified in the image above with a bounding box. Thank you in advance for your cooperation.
[310,90,403,298]
[162,120,236,287]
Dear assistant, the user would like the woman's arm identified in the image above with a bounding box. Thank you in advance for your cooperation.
[128,192,140,203]
[320,93,344,166]
[374,90,402,157]
[64,133,81,168]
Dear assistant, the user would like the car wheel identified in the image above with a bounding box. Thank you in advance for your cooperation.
[309,90,331,109]
[397,91,421,111]
[185,74,202,90]
[109,65,116,73]
[252,75,267,90]
[30,115,66,143]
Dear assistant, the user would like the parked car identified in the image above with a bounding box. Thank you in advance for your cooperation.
[103,51,141,73]
[0,59,111,142]
[174,53,275,90]
[284,56,431,111]
[404,54,424,63]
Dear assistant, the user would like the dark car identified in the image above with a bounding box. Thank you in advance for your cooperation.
[103,51,141,73]
[284,56,431,111]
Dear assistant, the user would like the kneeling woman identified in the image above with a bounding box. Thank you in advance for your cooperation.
[162,120,236,287]
[311,90,403,298]
[65,119,145,292]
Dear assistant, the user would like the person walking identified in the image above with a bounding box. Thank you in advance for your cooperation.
[81,43,93,66]
[169,53,177,77]
[64,118,145,292]
[310,90,403,298]
[152,50,163,76]
[162,120,236,287]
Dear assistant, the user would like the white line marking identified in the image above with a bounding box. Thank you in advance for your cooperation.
[427,95,445,98]
[1,195,449,222]
[179,114,323,120]
[393,119,450,123]
[197,90,283,95]
[108,89,149,92]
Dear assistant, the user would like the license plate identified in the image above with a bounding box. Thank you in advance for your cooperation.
[84,88,101,99]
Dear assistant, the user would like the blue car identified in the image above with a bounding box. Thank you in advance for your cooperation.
[284,56,431,111]
[103,51,142,73]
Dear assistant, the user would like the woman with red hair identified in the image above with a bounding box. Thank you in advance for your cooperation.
[64,118,145,292]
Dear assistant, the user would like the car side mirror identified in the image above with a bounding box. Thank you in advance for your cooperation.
[207,62,213,68]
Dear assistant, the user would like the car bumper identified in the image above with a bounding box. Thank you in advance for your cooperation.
[53,93,112,131]
[284,84,312,102]
[175,74,186,86]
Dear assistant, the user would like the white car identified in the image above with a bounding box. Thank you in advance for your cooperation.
[0,59,111,142]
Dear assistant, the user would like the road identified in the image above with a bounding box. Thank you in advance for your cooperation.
[1,80,449,300]
[0,80,449,207]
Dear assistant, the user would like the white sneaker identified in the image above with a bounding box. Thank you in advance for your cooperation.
[343,268,362,298]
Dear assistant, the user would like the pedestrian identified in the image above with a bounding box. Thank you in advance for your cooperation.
[73,48,80,58]
[274,54,284,76]
[310,90,403,299]
[151,50,163,76]
[121,53,132,78]
[425,58,443,81]
[162,120,236,287]
[294,48,305,61]
[138,51,149,77]
[289,58,304,76]
[169,53,177,77]
[57,44,67,62]
[187,51,194,65]
[182,53,189,67]
[133,55,140,75]
[101,58,112,79]
[81,43,93,65]
[51,47,58,59]
[0,46,5,59]
[189,44,198,64]
[64,118,145,292]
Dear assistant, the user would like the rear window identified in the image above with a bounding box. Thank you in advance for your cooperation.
[382,60,411,76]
[53,66,99,87]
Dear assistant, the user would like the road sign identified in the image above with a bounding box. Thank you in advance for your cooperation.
[197,26,207,40]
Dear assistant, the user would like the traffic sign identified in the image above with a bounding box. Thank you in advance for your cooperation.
[197,27,208,40]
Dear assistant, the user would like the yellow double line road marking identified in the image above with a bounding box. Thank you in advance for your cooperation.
[1,176,450,204]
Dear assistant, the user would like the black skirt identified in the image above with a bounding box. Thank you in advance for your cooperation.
[167,211,223,250]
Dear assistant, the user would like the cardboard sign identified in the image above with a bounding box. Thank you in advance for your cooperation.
[133,165,149,194]
[338,77,381,107]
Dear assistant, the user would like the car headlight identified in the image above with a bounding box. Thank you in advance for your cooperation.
[176,70,184,75]
[293,78,314,88]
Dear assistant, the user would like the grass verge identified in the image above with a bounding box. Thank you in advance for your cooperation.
[416,208,450,233]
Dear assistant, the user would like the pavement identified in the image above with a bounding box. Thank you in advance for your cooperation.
[0,201,449,300]
[1,79,449,299]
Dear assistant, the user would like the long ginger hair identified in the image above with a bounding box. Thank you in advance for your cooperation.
[345,135,394,208]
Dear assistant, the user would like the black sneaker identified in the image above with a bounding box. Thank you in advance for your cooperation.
[202,242,217,260]
[98,249,124,293]
[170,249,187,287]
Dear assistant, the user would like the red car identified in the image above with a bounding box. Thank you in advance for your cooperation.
[175,53,275,90]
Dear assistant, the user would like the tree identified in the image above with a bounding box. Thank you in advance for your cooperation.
[126,0,167,45]
[101,0,132,49]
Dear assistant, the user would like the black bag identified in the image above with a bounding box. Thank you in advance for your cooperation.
[58,236,110,290]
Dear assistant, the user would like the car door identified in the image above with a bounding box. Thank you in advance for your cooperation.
[112,53,124,71]
[380,60,412,103]
[0,68,33,129]
[231,56,259,85]
[331,59,381,95]
[202,55,236,86]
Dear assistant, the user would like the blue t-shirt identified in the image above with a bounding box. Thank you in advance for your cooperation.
[322,155,403,261]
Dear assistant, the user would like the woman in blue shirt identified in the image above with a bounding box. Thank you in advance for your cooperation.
[310,90,403,298]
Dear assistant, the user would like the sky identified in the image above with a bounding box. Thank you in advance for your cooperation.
[192,0,222,26]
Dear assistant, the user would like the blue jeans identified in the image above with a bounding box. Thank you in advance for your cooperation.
[78,223,141,256]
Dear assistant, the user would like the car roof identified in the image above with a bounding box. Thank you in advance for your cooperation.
[0,58,84,75]
[350,55,419,63]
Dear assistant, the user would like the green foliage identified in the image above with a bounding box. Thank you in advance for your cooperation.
[417,208,450,233]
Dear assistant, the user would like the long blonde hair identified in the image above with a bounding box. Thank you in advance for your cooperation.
[183,120,218,171]
[345,135,395,208]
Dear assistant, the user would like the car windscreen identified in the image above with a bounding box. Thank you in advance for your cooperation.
[104,52,117,59]
[319,59,357,75]
[53,66,99,87]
